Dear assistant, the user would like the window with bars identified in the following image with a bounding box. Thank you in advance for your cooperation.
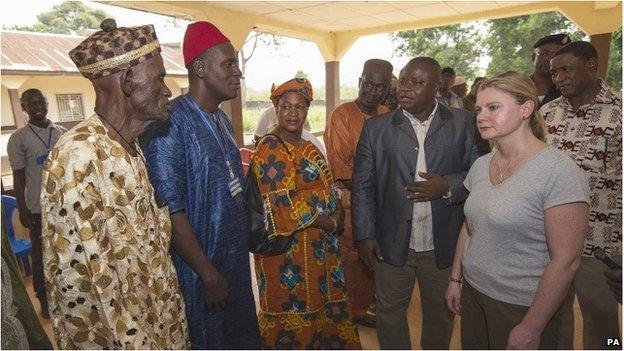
[56,94,85,122]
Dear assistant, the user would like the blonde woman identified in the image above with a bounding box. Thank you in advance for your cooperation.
[444,72,590,349]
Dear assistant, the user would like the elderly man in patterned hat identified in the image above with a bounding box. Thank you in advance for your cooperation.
[142,21,261,349]
[40,19,189,349]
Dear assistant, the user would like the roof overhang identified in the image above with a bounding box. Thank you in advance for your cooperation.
[103,1,622,61]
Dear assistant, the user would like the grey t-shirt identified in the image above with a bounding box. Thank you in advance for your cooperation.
[7,122,66,214]
[462,146,589,306]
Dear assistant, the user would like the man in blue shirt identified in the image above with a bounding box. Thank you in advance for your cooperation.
[143,21,261,349]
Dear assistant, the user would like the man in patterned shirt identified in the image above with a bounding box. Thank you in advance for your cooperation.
[40,19,189,349]
[541,40,621,349]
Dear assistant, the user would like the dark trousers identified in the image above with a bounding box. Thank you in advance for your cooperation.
[30,215,46,304]
[461,281,568,349]
[558,257,621,349]
[374,250,453,349]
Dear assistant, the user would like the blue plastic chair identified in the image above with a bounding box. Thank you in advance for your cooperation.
[2,195,32,276]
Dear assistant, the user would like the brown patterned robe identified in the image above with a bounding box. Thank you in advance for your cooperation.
[41,116,189,349]
[541,80,622,257]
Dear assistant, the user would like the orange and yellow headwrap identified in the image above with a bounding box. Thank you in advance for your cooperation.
[270,77,313,106]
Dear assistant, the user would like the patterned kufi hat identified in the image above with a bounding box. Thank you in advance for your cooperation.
[69,18,161,79]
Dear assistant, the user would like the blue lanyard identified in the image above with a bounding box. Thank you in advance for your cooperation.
[28,124,52,150]
[187,96,237,179]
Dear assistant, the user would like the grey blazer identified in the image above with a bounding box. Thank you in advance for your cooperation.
[351,104,483,268]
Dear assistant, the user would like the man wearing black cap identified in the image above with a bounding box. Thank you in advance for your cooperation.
[530,33,571,108]
[40,19,189,349]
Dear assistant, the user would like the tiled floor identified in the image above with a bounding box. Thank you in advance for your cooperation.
[26,262,588,350]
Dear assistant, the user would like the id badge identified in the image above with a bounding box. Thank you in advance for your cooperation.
[36,153,49,165]
[228,177,243,198]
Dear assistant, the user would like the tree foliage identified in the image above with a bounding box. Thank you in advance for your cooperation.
[485,12,584,76]
[392,11,622,89]
[391,22,486,79]
[10,1,109,36]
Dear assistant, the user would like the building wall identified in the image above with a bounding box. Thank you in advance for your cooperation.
[1,74,187,187]
[2,75,186,128]
[1,86,12,128]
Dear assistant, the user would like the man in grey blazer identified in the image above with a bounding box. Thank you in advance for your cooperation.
[351,57,482,349]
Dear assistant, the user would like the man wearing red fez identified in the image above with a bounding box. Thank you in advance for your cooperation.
[142,21,261,349]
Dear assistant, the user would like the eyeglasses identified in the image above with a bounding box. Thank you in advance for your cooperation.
[279,104,308,113]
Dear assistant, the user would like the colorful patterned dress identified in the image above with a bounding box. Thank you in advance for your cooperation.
[251,135,361,349]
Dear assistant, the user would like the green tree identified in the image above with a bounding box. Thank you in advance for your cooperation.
[9,1,109,36]
[485,12,585,76]
[239,31,283,102]
[391,22,486,79]
[606,27,622,89]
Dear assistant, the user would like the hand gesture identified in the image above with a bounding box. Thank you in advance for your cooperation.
[405,172,449,202]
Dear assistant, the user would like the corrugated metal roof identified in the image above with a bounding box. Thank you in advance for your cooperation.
[1,30,186,76]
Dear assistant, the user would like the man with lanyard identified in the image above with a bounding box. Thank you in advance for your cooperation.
[530,33,570,108]
[324,59,393,328]
[7,88,66,318]
[143,21,261,349]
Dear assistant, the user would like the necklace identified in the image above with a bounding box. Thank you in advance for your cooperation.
[98,114,138,155]
[495,151,522,184]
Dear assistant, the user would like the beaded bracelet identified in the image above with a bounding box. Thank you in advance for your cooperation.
[448,277,462,284]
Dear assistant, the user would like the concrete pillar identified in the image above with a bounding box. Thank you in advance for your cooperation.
[221,93,244,147]
[8,89,27,128]
[325,61,340,123]
[590,33,612,79]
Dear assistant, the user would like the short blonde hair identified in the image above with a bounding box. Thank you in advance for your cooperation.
[478,71,546,142]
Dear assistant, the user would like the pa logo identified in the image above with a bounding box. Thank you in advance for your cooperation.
[605,337,620,347]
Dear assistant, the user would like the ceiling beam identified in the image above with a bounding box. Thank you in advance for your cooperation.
[343,1,563,37]
[558,1,622,35]
[103,1,622,63]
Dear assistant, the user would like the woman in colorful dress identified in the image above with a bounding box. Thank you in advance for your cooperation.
[249,78,361,349]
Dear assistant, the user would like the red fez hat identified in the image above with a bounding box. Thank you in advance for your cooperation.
[183,21,230,66]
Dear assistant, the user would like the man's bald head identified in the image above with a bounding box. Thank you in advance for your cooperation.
[398,57,441,116]
[402,57,441,80]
